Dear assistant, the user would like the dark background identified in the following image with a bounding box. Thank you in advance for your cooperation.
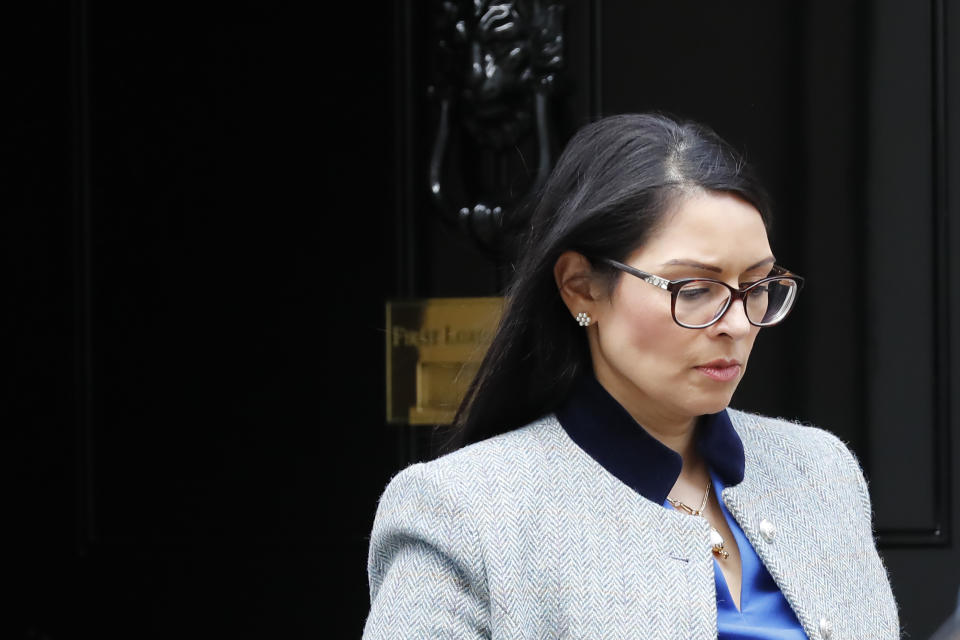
[4,2,958,638]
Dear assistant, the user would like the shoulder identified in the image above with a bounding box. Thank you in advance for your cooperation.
[371,415,564,533]
[727,407,860,463]
[727,407,873,519]
[367,415,564,592]
[381,414,562,496]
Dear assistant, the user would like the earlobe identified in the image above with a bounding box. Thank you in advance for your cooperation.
[554,250,599,321]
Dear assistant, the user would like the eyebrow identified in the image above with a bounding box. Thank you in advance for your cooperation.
[660,256,776,273]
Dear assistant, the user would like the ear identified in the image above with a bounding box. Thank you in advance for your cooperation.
[554,251,602,321]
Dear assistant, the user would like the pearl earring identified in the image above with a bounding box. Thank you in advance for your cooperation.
[576,312,591,327]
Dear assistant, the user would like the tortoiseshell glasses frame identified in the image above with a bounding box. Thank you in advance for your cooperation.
[597,257,805,329]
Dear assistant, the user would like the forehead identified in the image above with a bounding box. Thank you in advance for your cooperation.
[632,191,771,268]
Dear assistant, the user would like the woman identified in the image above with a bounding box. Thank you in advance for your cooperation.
[364,114,899,639]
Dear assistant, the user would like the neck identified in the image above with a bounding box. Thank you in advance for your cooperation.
[639,411,709,496]
[641,416,699,464]
[594,375,700,466]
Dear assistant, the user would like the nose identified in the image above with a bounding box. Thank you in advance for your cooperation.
[712,297,753,338]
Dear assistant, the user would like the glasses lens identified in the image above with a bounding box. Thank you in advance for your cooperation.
[745,278,799,326]
[674,281,732,327]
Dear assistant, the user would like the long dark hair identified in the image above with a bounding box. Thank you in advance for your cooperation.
[446,113,772,451]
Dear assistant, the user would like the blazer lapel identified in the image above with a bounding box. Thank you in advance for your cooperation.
[721,410,819,638]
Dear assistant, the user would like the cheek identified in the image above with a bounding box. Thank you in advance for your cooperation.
[600,292,693,368]
[742,327,762,361]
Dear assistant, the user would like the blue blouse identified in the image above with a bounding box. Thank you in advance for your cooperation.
[556,375,807,639]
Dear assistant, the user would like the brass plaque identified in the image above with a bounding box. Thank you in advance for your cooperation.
[386,297,504,425]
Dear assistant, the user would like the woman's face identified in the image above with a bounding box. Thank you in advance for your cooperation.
[588,190,773,427]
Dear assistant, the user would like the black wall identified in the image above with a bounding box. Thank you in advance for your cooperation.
[6,3,397,638]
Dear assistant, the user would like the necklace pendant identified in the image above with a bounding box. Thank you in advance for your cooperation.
[710,527,730,560]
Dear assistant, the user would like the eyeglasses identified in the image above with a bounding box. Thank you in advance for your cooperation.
[597,258,805,329]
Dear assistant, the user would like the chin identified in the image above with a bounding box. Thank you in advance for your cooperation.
[687,390,737,416]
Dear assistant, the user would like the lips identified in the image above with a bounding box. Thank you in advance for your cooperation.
[695,359,742,382]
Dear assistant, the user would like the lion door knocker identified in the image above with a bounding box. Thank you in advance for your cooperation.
[429,0,567,256]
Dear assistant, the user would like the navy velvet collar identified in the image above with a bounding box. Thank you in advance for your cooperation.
[555,375,746,505]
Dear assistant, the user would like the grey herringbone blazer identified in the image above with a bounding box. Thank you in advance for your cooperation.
[364,410,900,639]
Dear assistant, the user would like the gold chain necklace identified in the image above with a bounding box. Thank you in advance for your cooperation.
[666,481,730,560]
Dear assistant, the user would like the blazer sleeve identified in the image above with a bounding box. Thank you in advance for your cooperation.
[363,462,490,640]
[823,432,887,545]
[830,435,875,534]
[824,431,902,633]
